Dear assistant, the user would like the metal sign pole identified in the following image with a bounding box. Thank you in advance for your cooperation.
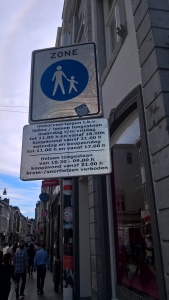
[63,178,74,300]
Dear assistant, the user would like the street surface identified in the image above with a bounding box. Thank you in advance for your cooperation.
[9,270,62,300]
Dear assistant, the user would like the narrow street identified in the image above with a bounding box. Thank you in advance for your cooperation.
[9,270,63,300]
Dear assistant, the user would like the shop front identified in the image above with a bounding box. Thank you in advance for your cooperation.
[109,86,165,300]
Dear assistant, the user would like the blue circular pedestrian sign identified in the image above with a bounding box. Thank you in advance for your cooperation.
[39,193,49,202]
[40,59,89,101]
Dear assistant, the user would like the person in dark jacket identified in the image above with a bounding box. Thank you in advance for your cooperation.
[0,252,17,300]
[0,250,4,292]
[12,242,18,256]
[27,242,36,277]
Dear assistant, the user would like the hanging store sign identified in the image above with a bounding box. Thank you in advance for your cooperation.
[20,118,112,180]
[42,179,59,187]
[41,211,47,217]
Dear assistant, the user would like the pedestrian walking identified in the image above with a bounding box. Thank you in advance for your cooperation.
[0,250,3,262]
[6,243,13,256]
[27,242,36,277]
[12,242,18,256]
[1,252,17,300]
[34,243,48,295]
[24,242,29,253]
[13,240,29,299]
[0,251,4,291]
[35,242,40,252]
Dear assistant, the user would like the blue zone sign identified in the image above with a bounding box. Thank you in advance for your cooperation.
[39,193,49,202]
[29,43,101,123]
[41,60,89,101]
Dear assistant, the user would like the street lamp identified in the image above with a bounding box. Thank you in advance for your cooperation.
[3,188,7,195]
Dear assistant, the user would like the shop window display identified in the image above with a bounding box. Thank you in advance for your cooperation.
[111,111,159,299]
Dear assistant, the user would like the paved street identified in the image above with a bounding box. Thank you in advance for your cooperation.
[9,270,63,300]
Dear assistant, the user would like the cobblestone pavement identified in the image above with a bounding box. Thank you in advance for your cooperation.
[9,270,63,300]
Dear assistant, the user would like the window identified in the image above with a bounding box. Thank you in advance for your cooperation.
[104,0,127,62]
[108,0,114,9]
[116,191,125,211]
[109,2,120,51]
[72,0,85,44]
[126,152,132,164]
[110,91,159,299]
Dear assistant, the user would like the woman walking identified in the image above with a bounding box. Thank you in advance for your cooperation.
[27,242,36,277]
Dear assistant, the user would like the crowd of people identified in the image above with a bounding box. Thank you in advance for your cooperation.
[0,240,48,299]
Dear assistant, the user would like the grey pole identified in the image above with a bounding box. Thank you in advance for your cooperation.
[60,33,74,300]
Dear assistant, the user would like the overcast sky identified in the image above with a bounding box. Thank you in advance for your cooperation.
[0,0,64,218]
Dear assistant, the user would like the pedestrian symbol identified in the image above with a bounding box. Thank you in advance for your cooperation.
[40,59,89,101]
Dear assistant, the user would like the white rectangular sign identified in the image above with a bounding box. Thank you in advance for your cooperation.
[20,118,111,180]
[29,43,101,123]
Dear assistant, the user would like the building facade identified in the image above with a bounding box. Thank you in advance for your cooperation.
[0,198,11,243]
[8,206,20,243]
[54,0,169,299]
[0,198,34,245]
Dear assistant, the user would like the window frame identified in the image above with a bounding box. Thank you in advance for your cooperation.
[103,0,127,66]
[72,0,85,44]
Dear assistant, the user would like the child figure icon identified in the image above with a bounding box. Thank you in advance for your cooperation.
[52,66,78,96]
[67,76,78,94]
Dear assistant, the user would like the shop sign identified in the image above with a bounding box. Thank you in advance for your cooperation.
[42,179,59,187]
[63,180,72,195]
[41,211,47,217]
[64,206,73,223]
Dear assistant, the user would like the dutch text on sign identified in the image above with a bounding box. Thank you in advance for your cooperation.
[20,118,112,180]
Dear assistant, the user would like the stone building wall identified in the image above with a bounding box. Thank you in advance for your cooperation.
[132,0,169,298]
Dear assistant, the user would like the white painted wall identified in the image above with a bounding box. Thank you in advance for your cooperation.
[102,0,142,118]
[79,179,91,297]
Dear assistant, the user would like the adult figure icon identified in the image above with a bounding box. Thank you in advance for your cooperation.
[52,65,68,95]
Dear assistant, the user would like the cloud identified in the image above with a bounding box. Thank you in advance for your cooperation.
[0,0,64,218]
[0,95,28,176]
[0,0,64,99]
[0,175,41,218]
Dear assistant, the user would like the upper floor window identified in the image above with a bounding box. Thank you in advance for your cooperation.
[72,0,85,44]
[126,152,132,164]
[109,1,120,51]
[108,0,114,9]
[104,0,127,63]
